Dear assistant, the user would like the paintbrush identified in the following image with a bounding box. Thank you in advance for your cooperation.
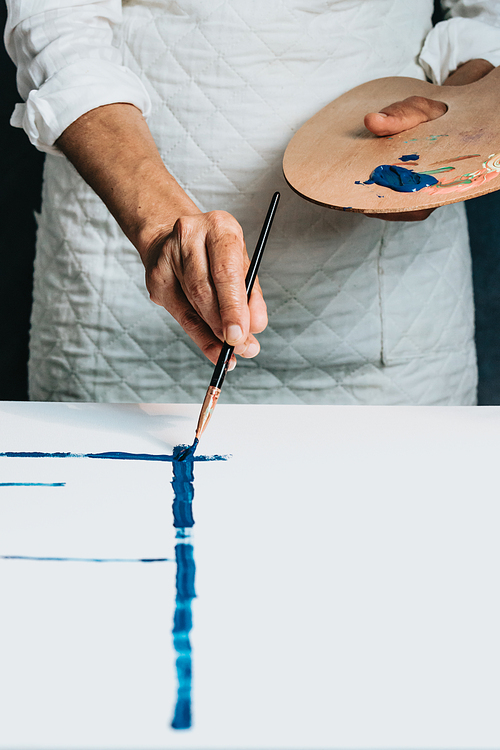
[178,192,280,460]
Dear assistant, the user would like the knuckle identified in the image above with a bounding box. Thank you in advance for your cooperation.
[218,300,242,318]
[178,307,203,333]
[189,280,213,308]
[173,215,192,235]
[211,257,242,283]
[406,95,427,107]
[207,210,244,239]
[173,215,200,246]
[201,340,221,360]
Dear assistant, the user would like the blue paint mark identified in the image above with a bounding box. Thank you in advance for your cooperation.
[0,443,229,732]
[0,450,226,463]
[0,482,65,487]
[369,165,438,192]
[170,446,201,730]
[172,447,195,531]
[399,153,419,162]
[171,542,196,730]
[176,438,199,462]
[0,555,172,563]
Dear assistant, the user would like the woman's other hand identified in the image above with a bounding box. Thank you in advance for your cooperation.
[363,59,494,221]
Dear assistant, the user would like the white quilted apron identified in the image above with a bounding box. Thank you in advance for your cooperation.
[30,0,477,404]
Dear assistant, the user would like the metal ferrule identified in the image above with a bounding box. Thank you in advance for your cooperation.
[195,386,221,440]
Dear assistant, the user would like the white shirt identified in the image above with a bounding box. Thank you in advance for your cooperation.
[4,0,500,155]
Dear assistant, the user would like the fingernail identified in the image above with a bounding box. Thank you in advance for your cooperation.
[377,112,388,117]
[242,342,260,358]
[228,359,237,371]
[225,324,243,344]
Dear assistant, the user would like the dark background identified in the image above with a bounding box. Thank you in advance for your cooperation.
[1,1,499,403]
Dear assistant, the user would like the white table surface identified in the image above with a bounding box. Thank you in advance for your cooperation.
[0,402,499,750]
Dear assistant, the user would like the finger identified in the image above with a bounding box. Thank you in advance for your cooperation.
[366,208,435,222]
[167,217,224,341]
[364,96,447,136]
[205,212,250,347]
[148,264,227,365]
[248,276,268,334]
[234,333,261,358]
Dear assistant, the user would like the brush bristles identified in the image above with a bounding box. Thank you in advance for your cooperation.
[176,438,199,462]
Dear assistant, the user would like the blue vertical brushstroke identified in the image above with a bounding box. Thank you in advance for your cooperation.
[171,446,195,532]
[170,449,196,729]
[170,446,198,730]
[171,542,196,730]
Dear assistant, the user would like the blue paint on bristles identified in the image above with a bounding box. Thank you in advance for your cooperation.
[175,438,199,462]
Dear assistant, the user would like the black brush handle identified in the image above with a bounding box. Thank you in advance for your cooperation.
[209,192,280,390]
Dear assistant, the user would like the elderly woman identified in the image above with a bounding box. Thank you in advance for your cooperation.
[5,0,500,404]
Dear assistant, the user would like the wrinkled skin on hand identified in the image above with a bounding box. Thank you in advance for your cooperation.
[143,210,268,367]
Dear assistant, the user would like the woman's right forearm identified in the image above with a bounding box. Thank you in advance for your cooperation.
[56,103,201,258]
[56,103,267,363]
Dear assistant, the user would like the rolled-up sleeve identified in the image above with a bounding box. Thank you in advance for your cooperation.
[419,0,500,84]
[4,0,152,154]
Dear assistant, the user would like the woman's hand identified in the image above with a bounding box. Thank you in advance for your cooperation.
[363,59,494,221]
[142,210,267,365]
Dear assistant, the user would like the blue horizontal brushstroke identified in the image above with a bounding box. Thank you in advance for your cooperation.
[0,482,65,487]
[0,450,227,463]
[0,555,173,563]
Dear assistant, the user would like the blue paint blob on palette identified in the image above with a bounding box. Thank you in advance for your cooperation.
[369,164,438,192]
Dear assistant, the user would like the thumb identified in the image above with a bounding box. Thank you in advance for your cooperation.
[364,95,447,137]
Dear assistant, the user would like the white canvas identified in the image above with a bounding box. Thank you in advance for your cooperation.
[0,402,499,749]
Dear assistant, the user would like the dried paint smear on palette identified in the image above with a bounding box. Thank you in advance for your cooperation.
[422,153,500,195]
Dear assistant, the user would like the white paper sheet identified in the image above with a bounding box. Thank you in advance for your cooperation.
[0,402,499,749]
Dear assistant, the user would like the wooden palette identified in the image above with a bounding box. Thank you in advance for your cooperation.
[283,67,500,215]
